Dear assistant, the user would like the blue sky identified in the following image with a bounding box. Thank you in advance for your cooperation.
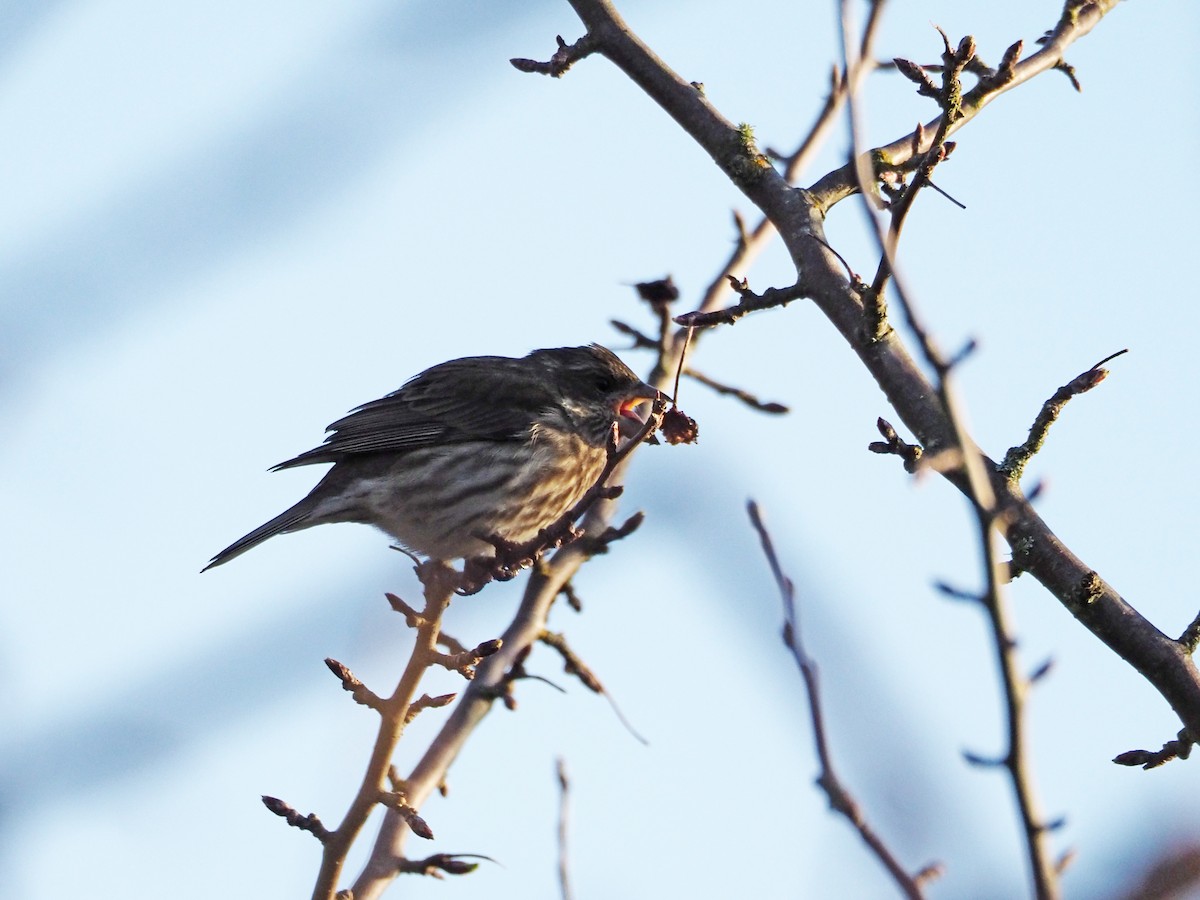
[3,1,1198,897]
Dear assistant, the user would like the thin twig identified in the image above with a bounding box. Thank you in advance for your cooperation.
[539,630,648,744]
[810,1,1121,210]
[870,32,975,304]
[747,501,934,899]
[684,368,789,414]
[838,8,1058,898]
[673,280,808,328]
[556,758,574,900]
[671,326,692,403]
[262,796,332,843]
[395,852,493,877]
[868,416,924,472]
[665,65,848,345]
[1113,730,1195,770]
[510,33,598,77]
[1000,349,1127,482]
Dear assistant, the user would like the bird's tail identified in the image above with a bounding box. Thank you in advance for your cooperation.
[202,501,314,572]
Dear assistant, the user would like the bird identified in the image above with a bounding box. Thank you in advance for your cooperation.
[203,344,661,571]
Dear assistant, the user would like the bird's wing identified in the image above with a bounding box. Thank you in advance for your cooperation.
[272,357,551,469]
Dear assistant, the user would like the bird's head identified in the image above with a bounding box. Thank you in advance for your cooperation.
[529,345,662,445]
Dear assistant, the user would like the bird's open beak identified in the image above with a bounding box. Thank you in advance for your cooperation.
[617,384,664,437]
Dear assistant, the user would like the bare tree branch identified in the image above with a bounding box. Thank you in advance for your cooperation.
[810,0,1118,208]
[748,501,939,899]
[265,3,1196,897]
[838,15,1060,894]
[310,562,460,900]
[545,0,1200,752]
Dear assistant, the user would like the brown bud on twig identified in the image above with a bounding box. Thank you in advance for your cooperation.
[509,33,596,78]
[956,35,977,66]
[436,858,478,875]
[1112,749,1157,768]
[261,795,332,843]
[379,791,435,840]
[1113,729,1194,769]
[869,417,923,472]
[396,852,495,877]
[325,658,384,711]
[998,40,1023,80]
[893,57,940,97]
[473,638,503,658]
[406,813,434,840]
[1000,349,1127,482]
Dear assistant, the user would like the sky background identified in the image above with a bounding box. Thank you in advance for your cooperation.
[3,1,1199,897]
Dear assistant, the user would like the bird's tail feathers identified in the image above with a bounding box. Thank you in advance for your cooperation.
[202,502,313,572]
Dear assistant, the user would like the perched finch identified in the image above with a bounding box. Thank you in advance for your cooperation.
[203,344,660,571]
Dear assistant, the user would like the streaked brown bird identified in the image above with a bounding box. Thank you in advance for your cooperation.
[203,344,660,571]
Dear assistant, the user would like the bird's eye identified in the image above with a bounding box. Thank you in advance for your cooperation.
[593,373,618,392]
